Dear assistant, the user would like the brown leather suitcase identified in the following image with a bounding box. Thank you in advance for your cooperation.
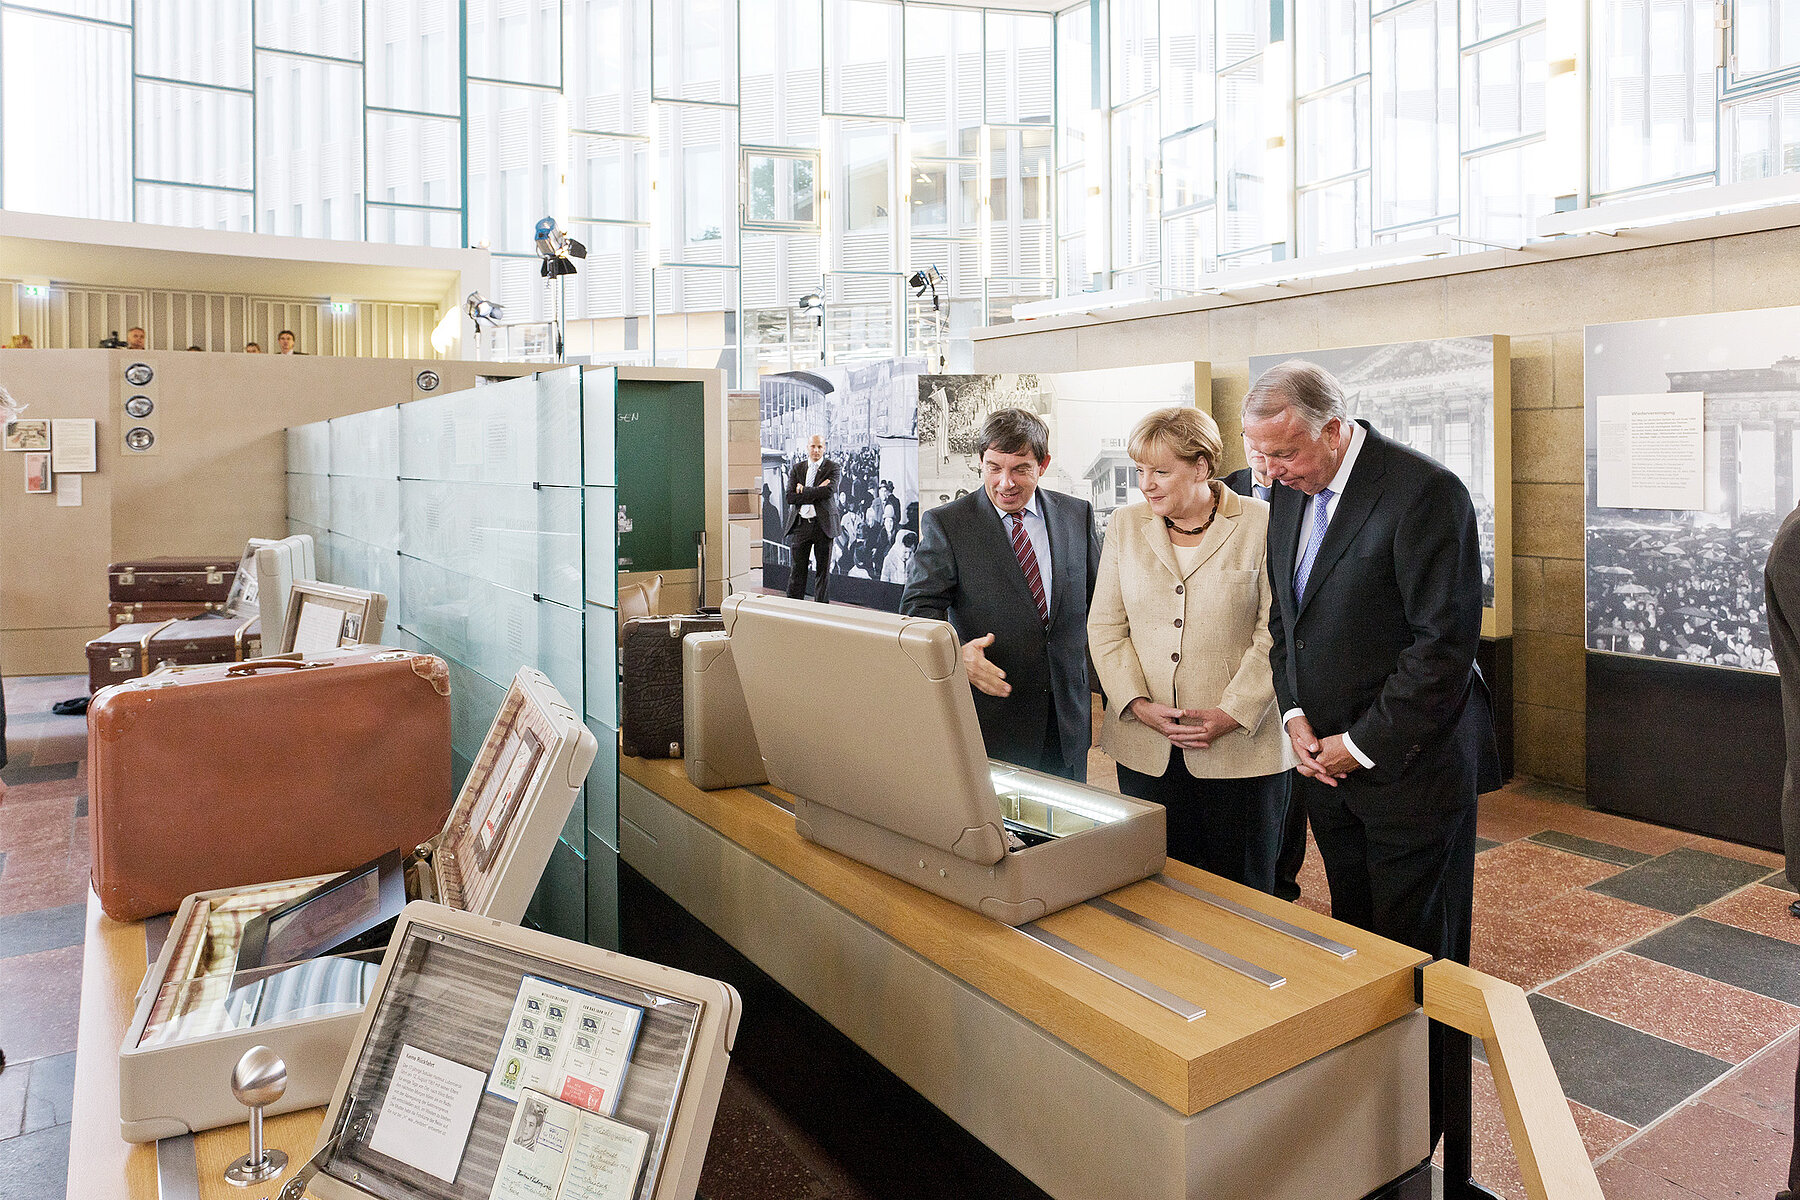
[621,614,724,758]
[88,646,454,921]
[108,600,225,626]
[108,556,238,605]
[86,615,263,694]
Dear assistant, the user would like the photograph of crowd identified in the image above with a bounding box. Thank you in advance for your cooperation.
[1584,307,1800,674]
[760,359,923,611]
[917,363,1207,536]
[1250,338,1505,612]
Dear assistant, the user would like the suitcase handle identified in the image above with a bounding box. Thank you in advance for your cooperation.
[225,659,323,675]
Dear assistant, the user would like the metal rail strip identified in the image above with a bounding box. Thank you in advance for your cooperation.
[1152,873,1357,959]
[1087,897,1285,989]
[1016,922,1206,1021]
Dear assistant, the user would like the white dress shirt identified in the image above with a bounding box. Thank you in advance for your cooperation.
[800,458,821,519]
[1282,420,1377,769]
[987,489,1053,614]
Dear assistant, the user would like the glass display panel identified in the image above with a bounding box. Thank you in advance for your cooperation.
[256,0,360,60]
[136,183,254,232]
[582,608,619,729]
[136,0,251,89]
[1723,88,1800,182]
[739,0,822,145]
[467,84,566,256]
[1296,0,1368,93]
[1112,98,1161,269]
[1298,174,1371,256]
[327,531,401,599]
[653,0,737,103]
[365,0,459,115]
[290,424,331,475]
[399,479,584,607]
[1373,0,1457,229]
[467,0,560,87]
[1111,0,1157,104]
[1,10,130,221]
[368,112,461,207]
[138,954,381,1049]
[398,371,582,488]
[1461,0,1544,44]
[255,52,364,240]
[319,925,706,1200]
[367,205,463,248]
[824,0,901,119]
[1590,0,1715,195]
[568,0,650,136]
[582,485,618,607]
[1161,206,1218,291]
[1297,80,1369,186]
[331,476,402,551]
[985,11,1052,126]
[1462,28,1544,152]
[289,472,331,529]
[904,5,982,159]
[1733,0,1800,82]
[1159,0,1214,134]
[1218,61,1265,254]
[331,405,401,478]
[578,369,619,490]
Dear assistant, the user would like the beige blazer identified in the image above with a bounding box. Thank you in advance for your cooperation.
[1088,486,1291,779]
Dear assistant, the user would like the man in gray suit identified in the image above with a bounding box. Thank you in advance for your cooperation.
[902,409,1102,781]
[1764,504,1800,1200]
[785,433,839,603]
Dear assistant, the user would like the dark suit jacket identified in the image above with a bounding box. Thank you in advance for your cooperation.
[1266,422,1498,801]
[784,457,840,539]
[1222,467,1257,498]
[901,488,1101,774]
[1765,506,1800,881]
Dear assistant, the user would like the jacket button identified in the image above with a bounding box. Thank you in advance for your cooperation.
[1174,584,1183,594]
[1171,652,1180,662]
[1173,618,1183,628]
[1296,639,1306,650]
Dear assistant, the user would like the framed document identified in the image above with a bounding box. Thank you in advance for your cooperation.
[4,419,48,451]
[23,452,51,494]
[279,581,386,654]
[49,418,98,473]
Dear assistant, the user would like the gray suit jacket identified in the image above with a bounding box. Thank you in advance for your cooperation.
[1765,505,1800,881]
[901,488,1101,776]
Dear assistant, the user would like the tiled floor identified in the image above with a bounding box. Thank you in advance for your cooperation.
[4,674,1799,1200]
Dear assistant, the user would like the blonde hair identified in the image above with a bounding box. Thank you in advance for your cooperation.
[1128,406,1223,477]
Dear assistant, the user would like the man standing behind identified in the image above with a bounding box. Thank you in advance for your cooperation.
[1221,433,1305,902]
[785,433,839,603]
[126,326,147,350]
[903,409,1101,781]
[1244,360,1497,1145]
[276,329,299,354]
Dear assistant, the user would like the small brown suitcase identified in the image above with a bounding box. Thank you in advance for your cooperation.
[86,615,263,694]
[621,614,724,758]
[107,600,225,626]
[108,556,238,605]
[88,646,454,921]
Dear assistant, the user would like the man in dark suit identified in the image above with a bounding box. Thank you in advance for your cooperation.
[784,433,839,603]
[902,409,1101,781]
[1245,360,1498,1148]
[1764,505,1800,1200]
[1222,437,1306,903]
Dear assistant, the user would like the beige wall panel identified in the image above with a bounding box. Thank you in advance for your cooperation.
[1245,296,1324,358]
[1510,408,1582,485]
[1513,630,1586,712]
[1445,242,1714,337]
[1511,483,1582,560]
[0,627,108,677]
[1712,229,1800,313]
[977,327,1080,373]
[1317,278,1449,349]
[1074,312,1207,369]
[1550,330,1585,408]
[1509,334,1554,411]
[1515,702,1585,789]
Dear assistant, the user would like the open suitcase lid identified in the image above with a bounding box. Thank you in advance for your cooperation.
[287,902,741,1200]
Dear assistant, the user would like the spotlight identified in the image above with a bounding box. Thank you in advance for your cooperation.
[908,265,943,312]
[797,292,823,315]
[534,216,587,279]
[465,292,506,329]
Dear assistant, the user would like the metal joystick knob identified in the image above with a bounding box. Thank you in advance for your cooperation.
[224,1045,290,1187]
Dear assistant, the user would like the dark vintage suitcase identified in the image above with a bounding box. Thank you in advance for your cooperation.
[108,556,238,605]
[621,614,724,759]
[107,600,225,626]
[88,646,454,921]
[86,615,263,694]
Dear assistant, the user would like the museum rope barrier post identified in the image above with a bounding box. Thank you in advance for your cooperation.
[1420,959,1603,1200]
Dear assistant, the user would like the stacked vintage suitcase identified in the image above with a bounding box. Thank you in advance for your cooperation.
[86,549,270,693]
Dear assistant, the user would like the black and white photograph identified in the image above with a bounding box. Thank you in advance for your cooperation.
[1250,337,1507,617]
[1583,307,1800,674]
[917,363,1207,537]
[760,359,923,611]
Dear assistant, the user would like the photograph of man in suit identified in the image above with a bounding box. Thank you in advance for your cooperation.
[902,408,1101,781]
[785,433,839,603]
[1243,359,1498,1146]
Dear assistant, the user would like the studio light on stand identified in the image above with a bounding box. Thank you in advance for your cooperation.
[797,292,825,364]
[908,266,947,370]
[534,216,587,363]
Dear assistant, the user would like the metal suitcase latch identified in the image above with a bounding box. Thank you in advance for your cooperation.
[109,650,135,673]
[206,568,224,585]
[117,568,135,585]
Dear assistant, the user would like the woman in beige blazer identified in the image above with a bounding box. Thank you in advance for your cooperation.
[1089,406,1292,892]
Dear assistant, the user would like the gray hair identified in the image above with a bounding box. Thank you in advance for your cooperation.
[1242,360,1348,436]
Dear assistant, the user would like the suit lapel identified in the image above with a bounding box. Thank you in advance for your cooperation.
[1041,490,1072,625]
[1140,506,1181,581]
[1295,425,1389,621]
[1144,487,1239,580]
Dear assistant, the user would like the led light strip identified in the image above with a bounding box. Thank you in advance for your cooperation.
[1017,923,1206,1022]
[1087,897,1285,989]
[1152,873,1356,960]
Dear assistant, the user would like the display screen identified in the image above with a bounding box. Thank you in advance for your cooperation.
[263,868,382,967]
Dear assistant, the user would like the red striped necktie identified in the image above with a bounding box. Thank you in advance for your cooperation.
[1007,511,1049,627]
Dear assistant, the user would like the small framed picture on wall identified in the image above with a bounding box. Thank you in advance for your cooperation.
[4,419,49,452]
[24,451,51,493]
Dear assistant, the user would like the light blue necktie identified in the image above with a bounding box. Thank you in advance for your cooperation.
[1293,488,1334,605]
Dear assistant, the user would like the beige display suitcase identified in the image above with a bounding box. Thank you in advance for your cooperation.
[118,666,598,1141]
[722,593,1167,925]
[682,632,766,790]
